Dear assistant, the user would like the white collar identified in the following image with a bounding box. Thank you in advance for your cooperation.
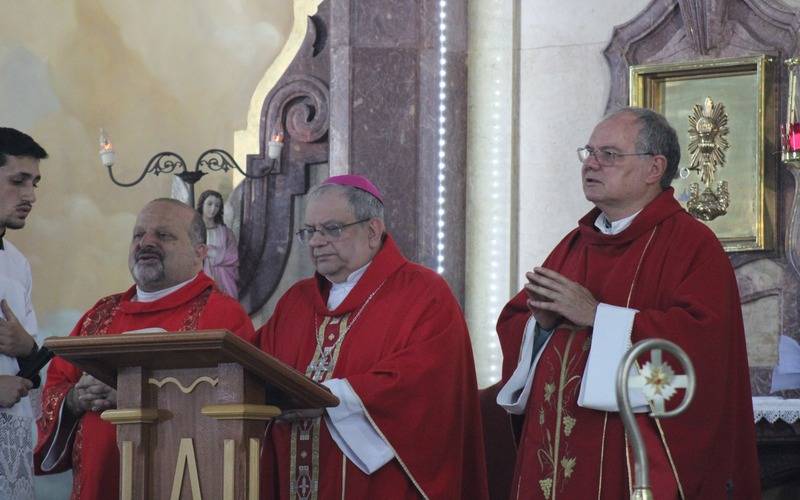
[594,210,641,235]
[135,274,198,302]
[327,262,371,310]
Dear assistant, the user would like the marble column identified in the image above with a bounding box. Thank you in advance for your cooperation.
[466,0,519,387]
[328,0,468,302]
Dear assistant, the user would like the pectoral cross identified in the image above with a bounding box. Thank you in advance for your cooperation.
[308,347,333,382]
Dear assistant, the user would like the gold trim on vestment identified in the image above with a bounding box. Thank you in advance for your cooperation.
[596,225,672,499]
[597,412,608,500]
[620,225,686,498]
[289,314,353,500]
[654,418,686,499]
[289,316,331,500]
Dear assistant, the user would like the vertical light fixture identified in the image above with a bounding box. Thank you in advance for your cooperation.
[435,0,448,275]
[486,63,505,384]
[466,0,515,387]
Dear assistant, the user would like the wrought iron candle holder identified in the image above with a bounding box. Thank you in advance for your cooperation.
[98,129,284,207]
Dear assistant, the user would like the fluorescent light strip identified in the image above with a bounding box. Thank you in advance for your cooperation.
[436,0,448,274]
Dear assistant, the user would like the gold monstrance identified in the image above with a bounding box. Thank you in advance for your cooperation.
[684,97,731,221]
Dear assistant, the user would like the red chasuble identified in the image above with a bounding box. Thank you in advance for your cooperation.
[257,235,489,500]
[34,272,255,500]
[498,189,759,500]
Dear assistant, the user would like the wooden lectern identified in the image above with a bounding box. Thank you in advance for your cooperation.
[44,330,338,500]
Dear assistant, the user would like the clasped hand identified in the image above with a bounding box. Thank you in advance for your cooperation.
[68,374,117,415]
[525,267,598,330]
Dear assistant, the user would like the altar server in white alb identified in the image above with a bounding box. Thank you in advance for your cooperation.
[0,127,49,500]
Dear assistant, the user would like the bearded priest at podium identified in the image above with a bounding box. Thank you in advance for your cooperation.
[34,199,255,500]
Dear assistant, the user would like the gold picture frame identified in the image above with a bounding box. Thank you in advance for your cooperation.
[630,55,777,252]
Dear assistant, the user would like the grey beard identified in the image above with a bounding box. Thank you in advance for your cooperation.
[133,260,165,288]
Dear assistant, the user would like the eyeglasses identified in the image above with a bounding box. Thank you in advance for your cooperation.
[296,218,371,245]
[577,146,654,167]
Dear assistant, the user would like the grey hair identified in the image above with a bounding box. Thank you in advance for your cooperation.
[148,198,207,245]
[307,183,385,222]
[605,107,681,189]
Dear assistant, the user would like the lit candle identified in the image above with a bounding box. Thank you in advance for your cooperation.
[267,132,284,160]
[790,111,800,152]
[99,128,116,167]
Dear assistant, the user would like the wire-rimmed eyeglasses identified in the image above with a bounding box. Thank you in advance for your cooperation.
[577,146,654,167]
[295,218,371,245]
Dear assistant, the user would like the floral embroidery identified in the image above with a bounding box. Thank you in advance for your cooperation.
[535,329,586,499]
[180,288,212,331]
[81,295,123,336]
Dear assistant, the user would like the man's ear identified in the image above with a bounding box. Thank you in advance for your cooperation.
[645,155,667,185]
[367,219,385,249]
[196,243,208,262]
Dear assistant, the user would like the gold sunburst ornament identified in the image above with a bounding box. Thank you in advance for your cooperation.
[683,97,731,221]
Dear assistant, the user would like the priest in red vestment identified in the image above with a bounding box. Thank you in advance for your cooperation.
[34,198,255,500]
[496,108,759,499]
[257,175,488,500]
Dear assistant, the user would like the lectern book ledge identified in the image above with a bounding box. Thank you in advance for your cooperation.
[43,329,339,410]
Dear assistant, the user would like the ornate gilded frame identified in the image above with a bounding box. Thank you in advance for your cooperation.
[630,55,777,252]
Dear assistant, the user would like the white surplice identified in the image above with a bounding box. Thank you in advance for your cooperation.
[0,237,38,500]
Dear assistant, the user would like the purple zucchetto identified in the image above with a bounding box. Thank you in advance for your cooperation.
[322,174,384,204]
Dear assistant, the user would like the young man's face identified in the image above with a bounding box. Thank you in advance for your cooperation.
[0,155,40,233]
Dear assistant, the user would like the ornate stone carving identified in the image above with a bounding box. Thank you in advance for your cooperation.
[238,7,331,314]
[605,0,800,111]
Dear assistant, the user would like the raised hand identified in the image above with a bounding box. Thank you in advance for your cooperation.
[0,299,36,357]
